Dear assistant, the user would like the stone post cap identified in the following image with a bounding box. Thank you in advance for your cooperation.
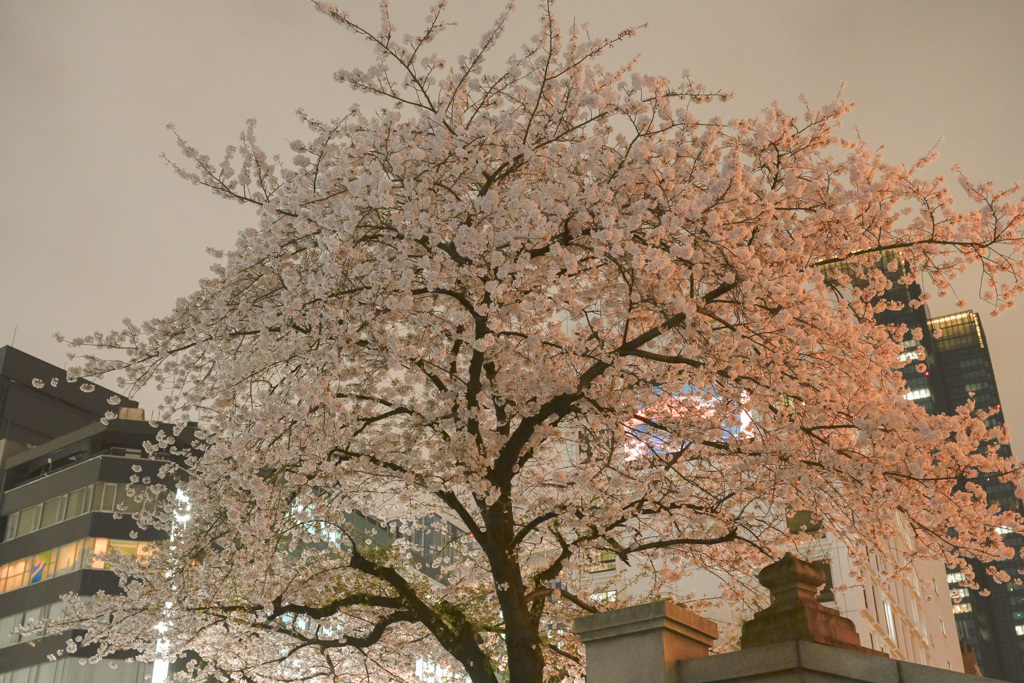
[574,600,718,647]
[757,552,826,606]
[740,553,885,656]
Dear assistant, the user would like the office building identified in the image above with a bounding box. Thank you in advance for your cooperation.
[924,311,1024,681]
[872,256,1024,679]
[0,346,178,683]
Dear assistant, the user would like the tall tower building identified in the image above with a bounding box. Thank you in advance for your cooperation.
[923,311,1024,681]
[872,256,1024,679]
[0,347,179,683]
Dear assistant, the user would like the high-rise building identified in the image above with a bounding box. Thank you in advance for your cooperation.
[923,311,1024,681]
[873,257,1024,680]
[0,347,179,683]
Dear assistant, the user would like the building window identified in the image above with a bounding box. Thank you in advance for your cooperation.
[589,589,618,604]
[884,602,897,645]
[0,538,151,595]
[92,483,118,512]
[39,496,63,528]
[587,551,617,573]
[66,486,90,518]
[953,603,973,614]
[1,483,148,543]
[0,602,64,649]
[15,505,40,538]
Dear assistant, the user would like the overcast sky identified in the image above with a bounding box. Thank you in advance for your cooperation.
[1,1,1022,441]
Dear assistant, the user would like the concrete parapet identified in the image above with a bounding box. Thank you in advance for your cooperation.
[573,556,997,683]
[678,640,1006,683]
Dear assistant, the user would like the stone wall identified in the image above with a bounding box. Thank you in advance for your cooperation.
[573,554,1003,683]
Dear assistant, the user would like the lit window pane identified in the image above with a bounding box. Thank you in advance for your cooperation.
[3,560,27,593]
[55,543,74,575]
[91,538,108,569]
[108,539,139,556]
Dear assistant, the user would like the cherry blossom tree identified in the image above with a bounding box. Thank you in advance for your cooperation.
[55,2,1024,683]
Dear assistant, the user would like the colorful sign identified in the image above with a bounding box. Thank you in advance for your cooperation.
[30,551,51,583]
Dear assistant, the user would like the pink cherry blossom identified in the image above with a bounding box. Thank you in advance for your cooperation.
[54,4,1024,683]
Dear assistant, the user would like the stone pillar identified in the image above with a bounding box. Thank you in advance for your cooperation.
[740,552,885,656]
[573,601,718,683]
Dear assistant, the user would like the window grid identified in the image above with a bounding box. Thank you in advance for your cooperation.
[0,601,64,649]
[2,483,148,542]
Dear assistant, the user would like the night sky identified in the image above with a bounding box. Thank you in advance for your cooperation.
[2,1,1022,445]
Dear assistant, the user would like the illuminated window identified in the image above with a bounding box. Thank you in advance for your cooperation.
[29,551,53,584]
[898,348,923,363]
[92,538,109,568]
[947,571,966,584]
[589,590,618,604]
[0,538,149,595]
[953,603,973,614]
[55,541,80,576]
[904,388,931,401]
[0,559,28,593]
[587,551,617,573]
[1016,625,1024,636]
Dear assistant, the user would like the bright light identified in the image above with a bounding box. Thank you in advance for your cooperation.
[625,388,753,460]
